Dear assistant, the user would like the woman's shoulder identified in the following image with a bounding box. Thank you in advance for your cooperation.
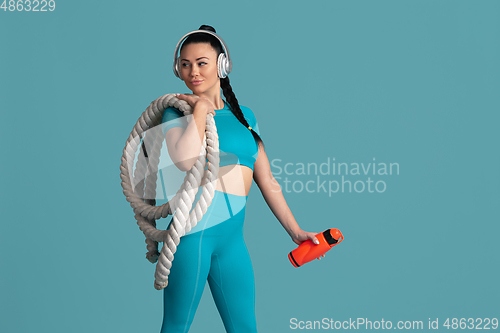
[164,106,183,114]
[239,104,257,121]
[162,106,184,121]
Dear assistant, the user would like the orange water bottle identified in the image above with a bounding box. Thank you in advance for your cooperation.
[288,228,344,267]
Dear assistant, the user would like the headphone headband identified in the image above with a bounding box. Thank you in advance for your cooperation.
[173,29,232,80]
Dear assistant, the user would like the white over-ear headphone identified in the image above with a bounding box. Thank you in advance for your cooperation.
[172,29,232,81]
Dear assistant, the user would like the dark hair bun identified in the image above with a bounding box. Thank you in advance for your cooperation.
[199,25,216,33]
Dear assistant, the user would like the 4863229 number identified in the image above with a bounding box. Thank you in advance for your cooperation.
[1,0,55,11]
[443,318,498,330]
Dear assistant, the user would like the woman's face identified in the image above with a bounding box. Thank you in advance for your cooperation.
[179,42,220,96]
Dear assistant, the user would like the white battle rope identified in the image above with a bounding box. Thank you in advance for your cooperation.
[119,93,220,290]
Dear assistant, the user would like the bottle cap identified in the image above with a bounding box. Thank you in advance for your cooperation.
[323,229,340,246]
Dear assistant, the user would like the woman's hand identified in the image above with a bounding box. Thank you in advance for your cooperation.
[176,93,215,116]
[291,229,326,260]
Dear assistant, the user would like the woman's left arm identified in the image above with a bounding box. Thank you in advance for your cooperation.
[253,144,325,259]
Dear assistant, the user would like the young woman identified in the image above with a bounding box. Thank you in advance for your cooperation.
[160,25,326,333]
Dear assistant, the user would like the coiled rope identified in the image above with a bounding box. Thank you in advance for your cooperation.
[119,93,220,290]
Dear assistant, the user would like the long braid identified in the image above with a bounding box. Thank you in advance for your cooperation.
[220,76,265,150]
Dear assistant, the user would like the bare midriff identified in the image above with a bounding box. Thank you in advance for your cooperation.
[200,164,254,197]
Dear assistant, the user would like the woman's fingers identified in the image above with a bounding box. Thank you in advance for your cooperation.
[308,233,320,245]
[176,94,216,116]
[176,93,198,107]
[316,254,326,260]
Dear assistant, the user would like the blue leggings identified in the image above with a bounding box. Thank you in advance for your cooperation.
[160,189,258,333]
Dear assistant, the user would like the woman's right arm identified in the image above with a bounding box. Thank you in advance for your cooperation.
[165,96,215,172]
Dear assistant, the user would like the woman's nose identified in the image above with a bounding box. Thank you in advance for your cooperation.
[190,65,199,76]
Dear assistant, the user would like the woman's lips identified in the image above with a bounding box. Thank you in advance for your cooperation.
[191,80,203,85]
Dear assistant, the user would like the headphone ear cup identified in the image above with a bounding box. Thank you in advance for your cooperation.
[175,58,184,81]
[217,53,228,79]
[174,58,179,78]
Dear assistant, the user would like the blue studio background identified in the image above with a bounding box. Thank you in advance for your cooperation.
[1,1,499,332]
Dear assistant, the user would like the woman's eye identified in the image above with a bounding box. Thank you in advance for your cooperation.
[181,62,206,68]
